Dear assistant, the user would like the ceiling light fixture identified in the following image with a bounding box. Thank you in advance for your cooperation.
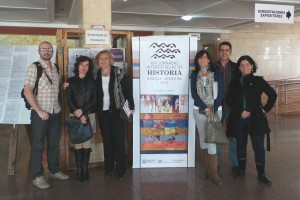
[181,15,193,21]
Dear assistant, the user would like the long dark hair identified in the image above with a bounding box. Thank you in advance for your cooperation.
[193,50,213,74]
[237,55,258,74]
[73,56,94,78]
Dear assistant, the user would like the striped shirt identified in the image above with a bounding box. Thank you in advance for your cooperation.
[24,59,61,114]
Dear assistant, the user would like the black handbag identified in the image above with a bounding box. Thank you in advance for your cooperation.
[205,114,228,144]
[65,116,93,144]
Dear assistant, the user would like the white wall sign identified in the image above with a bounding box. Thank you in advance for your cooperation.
[91,25,105,31]
[85,30,110,45]
[255,3,294,24]
[188,33,200,40]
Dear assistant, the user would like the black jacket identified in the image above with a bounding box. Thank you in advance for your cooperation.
[66,76,97,114]
[226,74,277,138]
[95,66,134,112]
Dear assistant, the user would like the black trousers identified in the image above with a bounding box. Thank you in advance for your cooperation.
[236,118,265,164]
[97,110,126,175]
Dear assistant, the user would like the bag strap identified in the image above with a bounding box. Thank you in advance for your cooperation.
[207,112,220,122]
[32,62,43,95]
[33,62,59,95]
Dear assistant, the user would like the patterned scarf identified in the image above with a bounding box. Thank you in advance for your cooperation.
[113,67,125,109]
[196,68,214,108]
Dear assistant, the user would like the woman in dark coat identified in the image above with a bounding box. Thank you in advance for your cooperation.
[94,50,135,180]
[66,56,97,182]
[226,55,277,185]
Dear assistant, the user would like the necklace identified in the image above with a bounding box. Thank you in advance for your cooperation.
[102,70,110,77]
[201,67,208,77]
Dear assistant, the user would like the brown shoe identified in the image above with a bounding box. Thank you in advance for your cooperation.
[208,154,223,186]
[210,173,223,186]
[201,149,209,179]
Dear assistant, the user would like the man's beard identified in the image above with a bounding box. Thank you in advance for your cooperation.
[41,55,51,61]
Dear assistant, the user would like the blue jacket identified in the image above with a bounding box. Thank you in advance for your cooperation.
[191,66,224,112]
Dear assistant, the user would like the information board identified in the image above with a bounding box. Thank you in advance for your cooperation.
[0,45,56,124]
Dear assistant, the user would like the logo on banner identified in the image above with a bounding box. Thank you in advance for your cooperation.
[150,43,181,59]
[142,159,157,164]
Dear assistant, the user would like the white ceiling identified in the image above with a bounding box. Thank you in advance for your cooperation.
[0,0,300,33]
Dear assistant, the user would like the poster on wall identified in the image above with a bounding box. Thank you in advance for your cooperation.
[68,48,90,77]
[132,36,197,168]
[91,48,126,70]
[0,45,56,124]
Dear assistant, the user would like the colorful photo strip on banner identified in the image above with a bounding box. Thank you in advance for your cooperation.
[140,94,188,154]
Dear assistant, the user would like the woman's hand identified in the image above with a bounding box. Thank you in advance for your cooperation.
[205,107,213,117]
[241,110,251,118]
[74,109,83,118]
[80,115,87,124]
[130,110,135,115]
[63,82,69,90]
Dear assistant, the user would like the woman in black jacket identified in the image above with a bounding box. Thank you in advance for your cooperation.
[95,50,135,180]
[66,56,97,182]
[226,55,277,185]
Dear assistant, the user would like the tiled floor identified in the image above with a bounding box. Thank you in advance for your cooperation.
[1,113,300,200]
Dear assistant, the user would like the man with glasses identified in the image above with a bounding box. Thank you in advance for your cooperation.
[215,41,239,176]
[24,41,69,189]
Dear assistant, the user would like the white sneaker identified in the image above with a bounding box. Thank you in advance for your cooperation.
[49,171,69,180]
[32,176,50,189]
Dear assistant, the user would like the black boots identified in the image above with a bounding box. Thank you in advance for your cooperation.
[82,148,91,181]
[75,148,91,182]
[75,149,83,181]
[234,159,271,185]
[234,158,246,179]
[256,163,272,185]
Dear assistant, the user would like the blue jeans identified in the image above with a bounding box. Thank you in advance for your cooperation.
[236,118,265,164]
[30,110,61,179]
[216,111,238,167]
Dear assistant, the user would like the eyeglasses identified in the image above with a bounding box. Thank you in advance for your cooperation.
[219,49,231,53]
[40,48,53,52]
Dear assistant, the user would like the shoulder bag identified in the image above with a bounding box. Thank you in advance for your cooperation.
[65,116,93,144]
[205,113,228,144]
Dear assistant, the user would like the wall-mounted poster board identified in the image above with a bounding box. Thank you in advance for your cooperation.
[0,45,56,124]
